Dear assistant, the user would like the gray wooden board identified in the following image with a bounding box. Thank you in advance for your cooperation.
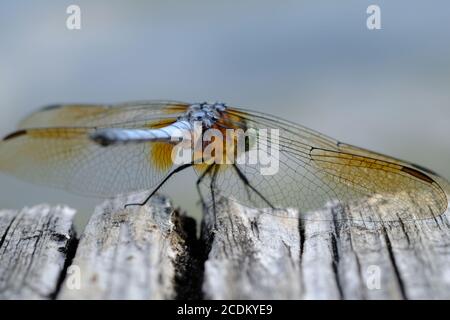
[0,205,76,299]
[201,198,450,299]
[1,194,449,299]
[57,194,197,300]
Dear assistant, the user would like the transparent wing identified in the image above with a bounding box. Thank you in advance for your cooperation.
[18,100,189,129]
[199,107,448,222]
[0,102,188,197]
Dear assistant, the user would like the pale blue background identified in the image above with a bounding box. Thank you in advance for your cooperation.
[0,1,449,229]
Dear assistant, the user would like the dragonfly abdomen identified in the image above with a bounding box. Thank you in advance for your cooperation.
[90,120,192,146]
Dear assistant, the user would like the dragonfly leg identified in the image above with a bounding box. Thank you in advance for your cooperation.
[209,165,220,230]
[124,163,193,208]
[232,164,276,210]
[195,164,220,229]
[195,164,215,211]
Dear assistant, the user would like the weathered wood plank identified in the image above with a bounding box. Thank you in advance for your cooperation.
[1,194,449,300]
[0,205,77,300]
[201,198,450,300]
[301,201,450,299]
[201,199,303,299]
[57,194,199,300]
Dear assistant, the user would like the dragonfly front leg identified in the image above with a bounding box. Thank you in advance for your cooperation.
[124,163,193,208]
[195,164,215,211]
[195,164,219,229]
[209,165,220,230]
[232,164,276,210]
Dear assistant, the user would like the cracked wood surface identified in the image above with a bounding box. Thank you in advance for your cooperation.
[57,194,195,300]
[1,194,449,299]
[201,198,450,299]
[0,205,76,299]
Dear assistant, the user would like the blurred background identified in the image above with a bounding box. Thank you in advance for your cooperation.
[0,0,449,230]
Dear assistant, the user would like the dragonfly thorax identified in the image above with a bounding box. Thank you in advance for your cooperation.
[180,102,226,129]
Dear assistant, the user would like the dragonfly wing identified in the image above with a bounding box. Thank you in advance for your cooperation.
[201,107,448,222]
[1,101,190,197]
[0,126,179,198]
[18,100,189,129]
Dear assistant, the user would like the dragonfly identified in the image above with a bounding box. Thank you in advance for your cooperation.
[0,100,448,222]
